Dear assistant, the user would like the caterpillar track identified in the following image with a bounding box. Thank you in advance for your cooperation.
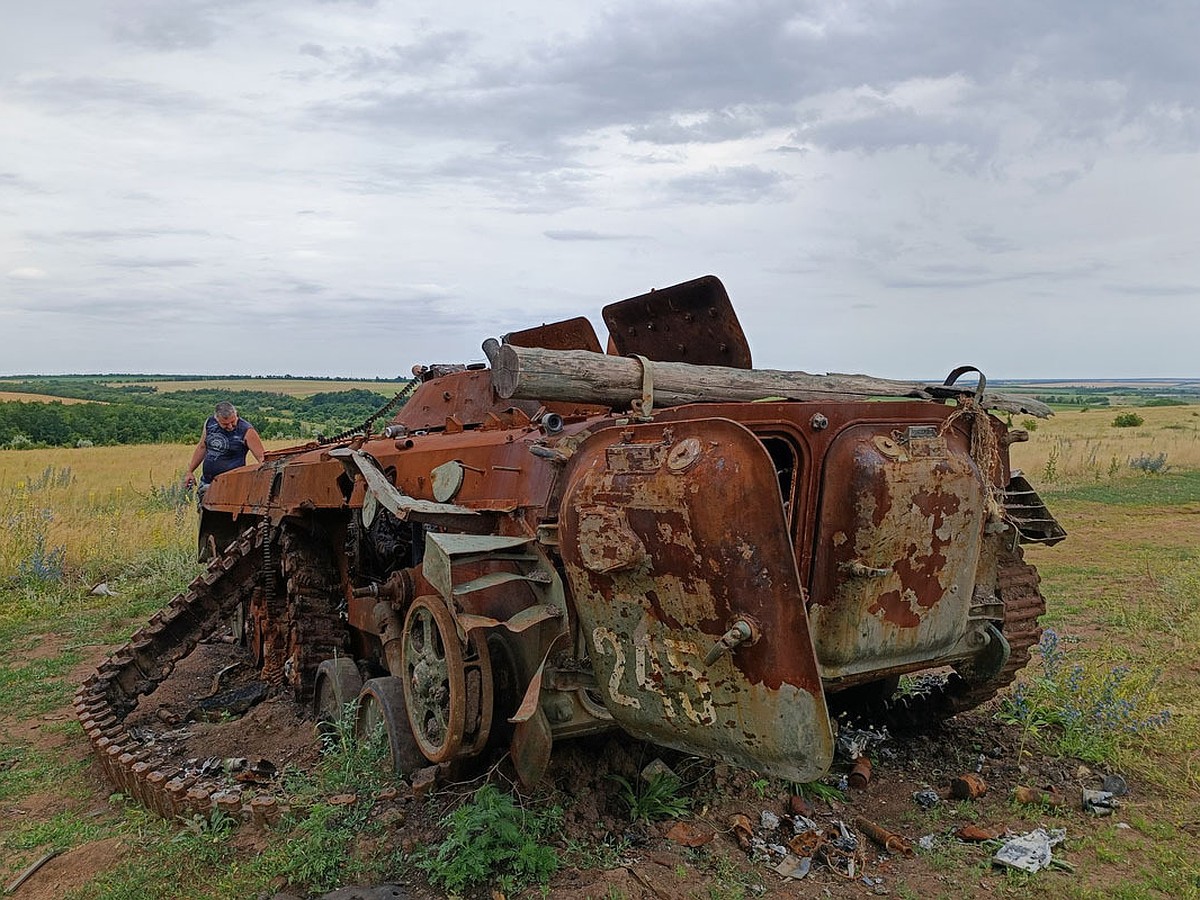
[870,548,1048,728]
[73,525,346,824]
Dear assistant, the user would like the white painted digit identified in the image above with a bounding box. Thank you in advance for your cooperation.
[663,638,717,726]
[591,626,641,709]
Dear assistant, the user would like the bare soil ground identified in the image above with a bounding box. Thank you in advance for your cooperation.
[5,636,1161,900]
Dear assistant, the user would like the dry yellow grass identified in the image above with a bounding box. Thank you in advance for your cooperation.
[0,445,198,577]
[1009,403,1200,485]
[0,391,95,404]
[0,442,306,578]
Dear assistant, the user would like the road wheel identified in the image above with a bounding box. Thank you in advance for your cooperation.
[356,676,426,775]
[313,657,364,732]
[401,595,493,763]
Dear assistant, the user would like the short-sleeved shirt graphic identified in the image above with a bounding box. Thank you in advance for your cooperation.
[201,416,252,482]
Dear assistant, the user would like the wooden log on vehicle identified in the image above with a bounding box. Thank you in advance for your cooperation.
[488,343,1052,417]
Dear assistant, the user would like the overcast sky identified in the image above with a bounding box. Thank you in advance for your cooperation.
[2,0,1197,379]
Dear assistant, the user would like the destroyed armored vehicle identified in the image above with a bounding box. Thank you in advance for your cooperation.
[78,275,1064,812]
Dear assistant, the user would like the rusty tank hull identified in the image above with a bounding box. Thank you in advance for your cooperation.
[77,275,1064,812]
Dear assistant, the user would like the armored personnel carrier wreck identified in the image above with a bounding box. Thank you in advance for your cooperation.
[76,275,1064,817]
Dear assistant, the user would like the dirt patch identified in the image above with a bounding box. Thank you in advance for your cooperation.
[10,836,127,900]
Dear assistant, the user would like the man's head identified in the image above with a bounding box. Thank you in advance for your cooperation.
[214,401,238,430]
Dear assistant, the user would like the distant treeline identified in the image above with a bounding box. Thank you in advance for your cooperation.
[0,385,408,448]
[1032,394,1111,406]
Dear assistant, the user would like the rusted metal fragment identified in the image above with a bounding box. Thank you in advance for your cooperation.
[457,605,559,634]
[575,506,649,574]
[602,275,753,369]
[854,817,913,855]
[421,532,535,601]
[505,316,603,353]
[332,448,480,520]
[957,824,1005,842]
[849,756,872,788]
[667,821,715,847]
[510,707,553,789]
[950,772,988,800]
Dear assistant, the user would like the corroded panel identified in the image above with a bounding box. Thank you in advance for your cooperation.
[809,424,984,678]
[560,418,832,782]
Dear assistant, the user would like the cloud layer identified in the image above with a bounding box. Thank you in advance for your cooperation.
[2,0,1197,376]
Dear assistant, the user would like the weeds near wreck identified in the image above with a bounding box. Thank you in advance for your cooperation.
[998,629,1171,764]
[1129,452,1170,474]
[311,702,389,796]
[418,783,562,895]
[15,526,67,584]
[612,771,691,824]
[792,779,846,804]
[174,809,238,848]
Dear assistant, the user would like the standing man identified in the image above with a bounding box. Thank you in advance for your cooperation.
[184,401,266,502]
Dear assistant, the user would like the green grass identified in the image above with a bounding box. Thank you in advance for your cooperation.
[0,648,84,713]
[1045,469,1200,506]
[611,771,691,824]
[0,744,91,803]
[4,809,107,853]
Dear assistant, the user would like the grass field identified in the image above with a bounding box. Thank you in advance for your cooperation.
[1,406,1198,898]
[1009,403,1200,484]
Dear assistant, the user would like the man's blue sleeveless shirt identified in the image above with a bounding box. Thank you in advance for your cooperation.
[201,416,252,482]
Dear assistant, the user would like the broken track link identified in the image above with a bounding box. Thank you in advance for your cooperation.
[73,527,284,823]
[863,546,1048,729]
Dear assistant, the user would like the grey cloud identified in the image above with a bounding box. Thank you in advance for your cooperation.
[16,76,209,115]
[1108,283,1200,297]
[796,108,998,159]
[265,277,328,296]
[102,257,201,269]
[28,228,212,244]
[882,261,1104,290]
[254,290,478,334]
[300,43,328,61]
[1024,167,1092,194]
[659,166,790,206]
[544,230,638,242]
[306,2,814,146]
[338,32,474,78]
[111,1,232,51]
[313,0,1200,163]
[10,293,186,320]
[0,173,47,194]
[349,152,592,212]
[961,226,1019,255]
[625,107,778,145]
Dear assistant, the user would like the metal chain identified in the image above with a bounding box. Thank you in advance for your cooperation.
[316,378,420,445]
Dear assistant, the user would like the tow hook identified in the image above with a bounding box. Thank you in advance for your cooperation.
[704,618,761,666]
